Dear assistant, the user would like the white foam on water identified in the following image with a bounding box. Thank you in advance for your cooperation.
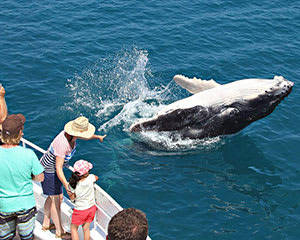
[130,130,223,152]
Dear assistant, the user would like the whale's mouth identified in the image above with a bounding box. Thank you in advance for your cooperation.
[235,78,294,124]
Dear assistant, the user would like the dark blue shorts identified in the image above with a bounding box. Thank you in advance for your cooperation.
[41,172,63,195]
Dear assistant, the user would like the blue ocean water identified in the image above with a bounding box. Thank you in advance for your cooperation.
[1,0,300,239]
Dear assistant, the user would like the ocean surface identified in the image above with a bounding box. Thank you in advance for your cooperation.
[1,1,299,239]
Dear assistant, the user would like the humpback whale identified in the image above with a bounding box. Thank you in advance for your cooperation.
[130,75,294,139]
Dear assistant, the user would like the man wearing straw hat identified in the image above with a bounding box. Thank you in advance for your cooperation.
[39,116,106,239]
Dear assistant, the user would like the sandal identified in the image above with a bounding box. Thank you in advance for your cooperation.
[55,232,72,239]
[42,223,56,231]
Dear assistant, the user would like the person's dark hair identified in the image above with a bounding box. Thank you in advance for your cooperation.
[107,208,148,240]
[69,171,82,189]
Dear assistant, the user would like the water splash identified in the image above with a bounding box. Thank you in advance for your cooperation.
[66,47,221,151]
[130,130,223,152]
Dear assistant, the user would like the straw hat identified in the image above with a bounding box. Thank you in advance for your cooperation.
[64,116,95,139]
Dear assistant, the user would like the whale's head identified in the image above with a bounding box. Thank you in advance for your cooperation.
[210,76,294,136]
[227,76,293,119]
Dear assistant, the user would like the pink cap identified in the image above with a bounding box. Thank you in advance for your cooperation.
[73,160,93,176]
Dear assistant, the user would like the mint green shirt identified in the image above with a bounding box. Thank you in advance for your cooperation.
[0,146,44,212]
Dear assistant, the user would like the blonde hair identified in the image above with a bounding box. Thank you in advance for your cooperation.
[1,128,23,145]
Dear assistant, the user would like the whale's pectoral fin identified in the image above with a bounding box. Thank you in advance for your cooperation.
[173,74,221,94]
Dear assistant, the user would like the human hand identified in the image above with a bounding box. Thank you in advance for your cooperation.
[98,135,106,142]
[64,183,73,196]
[64,182,70,191]
[0,85,5,98]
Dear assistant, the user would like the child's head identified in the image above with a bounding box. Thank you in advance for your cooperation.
[69,160,93,189]
[74,159,93,176]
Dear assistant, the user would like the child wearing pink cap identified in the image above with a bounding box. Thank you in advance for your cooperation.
[67,160,99,240]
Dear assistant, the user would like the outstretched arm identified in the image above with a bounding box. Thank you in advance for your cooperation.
[0,85,8,123]
[90,134,106,142]
[77,134,107,142]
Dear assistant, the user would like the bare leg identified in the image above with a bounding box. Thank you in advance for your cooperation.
[50,195,64,236]
[42,196,52,228]
[82,222,91,240]
[71,224,80,240]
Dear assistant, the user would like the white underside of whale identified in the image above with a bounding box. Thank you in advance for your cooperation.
[159,75,289,115]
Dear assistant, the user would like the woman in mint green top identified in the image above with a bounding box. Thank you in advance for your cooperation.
[0,114,44,240]
[0,145,44,212]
